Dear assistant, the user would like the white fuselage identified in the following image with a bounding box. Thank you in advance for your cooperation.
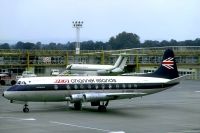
[3,76,175,102]
[66,64,116,75]
[66,56,128,75]
[68,64,115,71]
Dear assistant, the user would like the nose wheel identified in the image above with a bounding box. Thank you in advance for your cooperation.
[23,104,29,113]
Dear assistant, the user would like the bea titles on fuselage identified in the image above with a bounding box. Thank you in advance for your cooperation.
[55,78,117,84]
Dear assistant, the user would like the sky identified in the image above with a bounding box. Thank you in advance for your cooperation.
[0,0,200,44]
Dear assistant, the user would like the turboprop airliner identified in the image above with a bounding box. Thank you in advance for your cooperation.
[65,55,128,75]
[3,49,182,113]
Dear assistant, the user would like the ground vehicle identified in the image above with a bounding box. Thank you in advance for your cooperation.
[51,69,60,76]
[0,71,16,86]
[16,71,37,80]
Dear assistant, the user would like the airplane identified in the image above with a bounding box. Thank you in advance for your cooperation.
[65,55,128,75]
[2,49,182,113]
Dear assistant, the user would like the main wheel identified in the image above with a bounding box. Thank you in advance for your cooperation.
[74,102,82,110]
[98,105,107,112]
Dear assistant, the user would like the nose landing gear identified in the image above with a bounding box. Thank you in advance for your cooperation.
[23,104,29,113]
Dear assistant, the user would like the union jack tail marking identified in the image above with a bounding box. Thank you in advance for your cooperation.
[162,57,174,69]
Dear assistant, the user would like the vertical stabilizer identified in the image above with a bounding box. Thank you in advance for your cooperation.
[113,56,123,68]
[149,49,179,79]
[117,56,128,70]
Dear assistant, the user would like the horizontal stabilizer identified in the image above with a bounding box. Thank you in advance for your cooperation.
[166,75,188,84]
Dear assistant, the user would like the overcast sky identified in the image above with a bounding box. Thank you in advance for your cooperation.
[0,0,200,44]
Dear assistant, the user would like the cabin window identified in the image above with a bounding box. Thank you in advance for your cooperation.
[101,84,105,89]
[74,85,78,90]
[88,84,91,89]
[54,85,58,90]
[80,84,84,89]
[116,84,119,89]
[66,85,70,90]
[122,84,126,89]
[109,84,112,89]
[95,84,98,89]
[128,84,132,89]
[134,84,137,88]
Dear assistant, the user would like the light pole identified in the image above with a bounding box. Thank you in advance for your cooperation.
[72,21,83,55]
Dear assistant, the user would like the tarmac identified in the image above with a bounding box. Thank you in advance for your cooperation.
[0,80,200,133]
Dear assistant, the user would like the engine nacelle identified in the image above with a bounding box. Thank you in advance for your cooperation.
[83,93,107,102]
[69,94,84,102]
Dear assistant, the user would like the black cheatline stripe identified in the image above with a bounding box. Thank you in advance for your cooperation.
[7,83,178,91]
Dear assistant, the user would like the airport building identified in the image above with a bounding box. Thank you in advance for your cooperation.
[0,46,200,80]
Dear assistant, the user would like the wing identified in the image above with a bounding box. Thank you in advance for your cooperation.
[104,92,147,100]
[66,92,147,102]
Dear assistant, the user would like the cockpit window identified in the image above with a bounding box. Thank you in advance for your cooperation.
[17,81,21,84]
[17,81,26,85]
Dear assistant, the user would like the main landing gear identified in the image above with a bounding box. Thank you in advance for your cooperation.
[74,102,82,110]
[23,104,29,113]
[98,101,109,112]
[73,101,109,112]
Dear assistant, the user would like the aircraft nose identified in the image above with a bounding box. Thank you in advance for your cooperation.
[2,91,10,100]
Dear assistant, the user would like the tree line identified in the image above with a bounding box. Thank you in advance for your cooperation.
[0,31,200,50]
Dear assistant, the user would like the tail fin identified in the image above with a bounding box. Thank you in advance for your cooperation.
[111,56,128,73]
[113,55,123,68]
[117,56,128,70]
[150,49,179,79]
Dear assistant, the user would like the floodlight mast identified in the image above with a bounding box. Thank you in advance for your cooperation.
[72,21,83,55]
